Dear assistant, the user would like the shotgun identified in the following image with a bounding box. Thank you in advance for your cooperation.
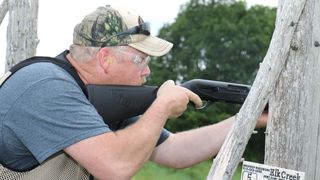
[86,79,251,126]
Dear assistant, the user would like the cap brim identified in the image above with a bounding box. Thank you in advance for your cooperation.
[128,36,173,57]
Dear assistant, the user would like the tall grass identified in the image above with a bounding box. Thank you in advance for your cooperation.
[133,160,242,180]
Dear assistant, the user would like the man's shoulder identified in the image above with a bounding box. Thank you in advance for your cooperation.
[10,60,74,86]
[21,59,71,76]
[0,60,78,103]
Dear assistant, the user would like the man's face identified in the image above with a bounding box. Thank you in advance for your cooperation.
[105,46,151,86]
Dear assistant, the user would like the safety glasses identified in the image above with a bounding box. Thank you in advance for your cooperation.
[116,48,150,70]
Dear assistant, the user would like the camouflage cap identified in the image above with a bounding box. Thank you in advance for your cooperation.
[73,5,173,57]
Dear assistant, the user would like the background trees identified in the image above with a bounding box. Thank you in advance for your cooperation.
[148,0,276,162]
[150,0,275,84]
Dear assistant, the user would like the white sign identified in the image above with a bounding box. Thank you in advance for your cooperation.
[241,161,305,180]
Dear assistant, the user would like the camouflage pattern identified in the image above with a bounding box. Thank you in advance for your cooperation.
[73,5,133,47]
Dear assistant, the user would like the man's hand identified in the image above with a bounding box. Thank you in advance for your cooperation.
[157,80,202,119]
[256,112,268,129]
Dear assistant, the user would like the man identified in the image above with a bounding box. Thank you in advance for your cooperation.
[0,5,266,180]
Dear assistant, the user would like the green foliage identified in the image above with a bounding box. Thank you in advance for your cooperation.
[133,160,243,180]
[146,0,275,161]
[149,0,276,85]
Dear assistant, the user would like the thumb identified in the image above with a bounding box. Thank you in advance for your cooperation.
[157,80,175,97]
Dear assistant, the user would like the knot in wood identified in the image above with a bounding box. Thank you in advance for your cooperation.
[290,21,296,27]
[290,43,299,51]
[315,41,320,47]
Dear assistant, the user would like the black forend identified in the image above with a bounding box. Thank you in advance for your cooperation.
[181,79,251,104]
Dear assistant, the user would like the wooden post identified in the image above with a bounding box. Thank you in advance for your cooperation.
[265,0,320,179]
[206,1,307,179]
[0,0,8,24]
[6,0,39,71]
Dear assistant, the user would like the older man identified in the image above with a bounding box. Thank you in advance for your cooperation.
[0,5,266,180]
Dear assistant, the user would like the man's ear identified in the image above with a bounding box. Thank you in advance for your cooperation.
[97,48,113,72]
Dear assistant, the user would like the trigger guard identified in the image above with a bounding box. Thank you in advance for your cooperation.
[195,100,209,110]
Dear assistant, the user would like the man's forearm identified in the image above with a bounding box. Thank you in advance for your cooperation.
[151,116,235,169]
[64,99,171,179]
[113,99,170,172]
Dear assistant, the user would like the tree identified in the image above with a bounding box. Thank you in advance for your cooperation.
[0,0,39,71]
[207,0,319,179]
[149,0,275,162]
[264,0,320,179]
[151,1,276,85]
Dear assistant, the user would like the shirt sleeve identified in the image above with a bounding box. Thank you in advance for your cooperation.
[116,116,171,146]
[4,77,111,164]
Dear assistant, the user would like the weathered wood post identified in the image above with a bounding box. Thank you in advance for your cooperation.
[0,0,8,24]
[206,1,307,179]
[5,0,39,71]
[264,0,320,179]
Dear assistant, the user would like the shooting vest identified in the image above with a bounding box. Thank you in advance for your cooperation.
[0,152,90,180]
[0,52,93,180]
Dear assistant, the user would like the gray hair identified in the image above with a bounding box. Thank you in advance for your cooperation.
[69,45,133,63]
[69,44,100,61]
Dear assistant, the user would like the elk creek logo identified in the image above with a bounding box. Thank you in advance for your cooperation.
[241,161,305,180]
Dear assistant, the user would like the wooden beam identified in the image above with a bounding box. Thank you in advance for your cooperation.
[206,1,307,179]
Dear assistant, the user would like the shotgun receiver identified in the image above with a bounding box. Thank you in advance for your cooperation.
[86,79,251,125]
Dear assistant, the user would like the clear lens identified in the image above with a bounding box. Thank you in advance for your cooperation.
[116,48,150,69]
[132,55,150,69]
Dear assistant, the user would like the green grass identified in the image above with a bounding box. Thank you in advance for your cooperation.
[132,161,242,180]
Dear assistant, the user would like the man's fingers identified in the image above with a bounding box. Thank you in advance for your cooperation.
[157,80,203,117]
[184,89,203,108]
